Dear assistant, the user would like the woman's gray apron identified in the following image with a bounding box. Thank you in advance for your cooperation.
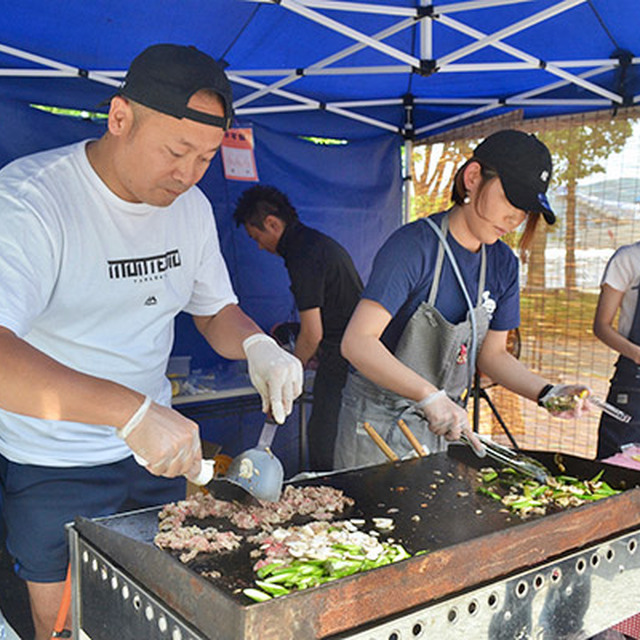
[334,215,491,469]
[597,293,640,458]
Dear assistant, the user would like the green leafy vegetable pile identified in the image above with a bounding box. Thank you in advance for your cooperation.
[243,520,413,602]
[477,467,620,518]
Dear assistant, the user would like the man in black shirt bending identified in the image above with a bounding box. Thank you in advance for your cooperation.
[234,186,363,470]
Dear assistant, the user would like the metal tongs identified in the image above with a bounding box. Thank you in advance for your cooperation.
[587,395,632,424]
[460,432,551,484]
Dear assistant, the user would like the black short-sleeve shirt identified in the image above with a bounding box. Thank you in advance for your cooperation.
[277,221,363,350]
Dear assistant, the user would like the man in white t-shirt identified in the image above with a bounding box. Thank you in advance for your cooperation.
[0,43,302,639]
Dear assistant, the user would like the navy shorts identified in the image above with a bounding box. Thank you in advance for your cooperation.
[0,454,185,582]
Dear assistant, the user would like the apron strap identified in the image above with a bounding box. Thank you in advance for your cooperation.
[426,214,487,404]
[427,214,486,306]
[427,217,448,306]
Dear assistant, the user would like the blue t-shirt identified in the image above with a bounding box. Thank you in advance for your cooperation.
[364,212,521,352]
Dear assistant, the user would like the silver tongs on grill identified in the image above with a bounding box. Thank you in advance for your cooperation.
[394,419,551,484]
[460,432,551,484]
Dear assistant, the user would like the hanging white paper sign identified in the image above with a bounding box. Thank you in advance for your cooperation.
[221,128,259,181]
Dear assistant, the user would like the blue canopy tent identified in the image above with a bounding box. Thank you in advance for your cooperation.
[2,1,638,136]
[0,0,639,468]
[2,0,639,324]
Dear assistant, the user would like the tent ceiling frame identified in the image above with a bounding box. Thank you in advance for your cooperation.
[0,44,121,88]
[232,16,415,108]
[232,0,630,134]
[248,0,536,16]
[435,0,584,66]
[413,63,613,135]
[231,58,624,77]
[0,0,636,138]
[435,5,624,103]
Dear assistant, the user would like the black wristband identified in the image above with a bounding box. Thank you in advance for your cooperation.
[537,384,554,407]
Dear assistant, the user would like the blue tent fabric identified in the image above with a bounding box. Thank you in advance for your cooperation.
[175,123,403,371]
[0,97,105,167]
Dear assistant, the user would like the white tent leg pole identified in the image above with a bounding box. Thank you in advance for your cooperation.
[403,137,413,225]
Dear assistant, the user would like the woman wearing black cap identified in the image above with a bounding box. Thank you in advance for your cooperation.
[334,129,590,469]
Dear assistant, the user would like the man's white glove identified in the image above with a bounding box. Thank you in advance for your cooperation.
[414,389,483,452]
[117,395,202,480]
[243,333,304,424]
[537,383,590,419]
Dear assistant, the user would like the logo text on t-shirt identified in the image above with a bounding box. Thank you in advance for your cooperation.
[107,249,181,282]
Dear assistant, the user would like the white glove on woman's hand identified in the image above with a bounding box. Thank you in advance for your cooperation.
[243,334,304,424]
[538,383,590,419]
[117,396,203,481]
[414,389,483,452]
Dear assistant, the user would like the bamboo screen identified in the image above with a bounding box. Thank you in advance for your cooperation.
[409,107,640,459]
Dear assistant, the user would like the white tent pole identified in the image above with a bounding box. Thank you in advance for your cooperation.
[233,17,414,108]
[403,137,413,224]
[258,1,417,16]
[437,59,619,72]
[0,44,80,73]
[231,75,321,107]
[325,104,400,131]
[420,0,433,61]
[234,75,400,132]
[436,10,624,103]
[247,0,536,15]
[434,0,535,11]
[275,0,420,67]
[437,0,585,67]
[402,93,415,224]
[0,44,120,87]
[234,60,615,135]
[236,100,400,132]
[510,98,610,105]
[415,103,503,136]
[1,56,625,80]
[231,57,622,77]
[414,64,612,136]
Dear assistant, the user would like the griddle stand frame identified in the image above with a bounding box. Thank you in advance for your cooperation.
[339,528,640,639]
[69,523,640,639]
[68,524,206,640]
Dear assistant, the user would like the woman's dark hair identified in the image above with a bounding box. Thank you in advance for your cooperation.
[451,158,540,258]
[233,185,299,229]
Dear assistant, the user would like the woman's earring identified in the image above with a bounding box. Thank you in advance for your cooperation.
[463,194,471,204]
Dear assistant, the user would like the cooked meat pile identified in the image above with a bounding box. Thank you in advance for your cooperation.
[154,485,354,563]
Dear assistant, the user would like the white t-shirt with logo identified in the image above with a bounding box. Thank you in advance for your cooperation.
[601,242,640,339]
[0,140,238,466]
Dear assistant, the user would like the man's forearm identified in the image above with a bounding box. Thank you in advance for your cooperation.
[293,335,319,367]
[0,327,142,427]
[194,304,264,359]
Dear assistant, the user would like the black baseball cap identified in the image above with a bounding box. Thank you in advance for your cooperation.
[116,44,233,130]
[473,129,555,224]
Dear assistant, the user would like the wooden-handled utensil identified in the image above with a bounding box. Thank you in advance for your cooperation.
[363,422,399,462]
[397,419,426,457]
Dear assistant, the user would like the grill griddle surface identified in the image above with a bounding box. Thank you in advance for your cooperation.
[81,446,640,604]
